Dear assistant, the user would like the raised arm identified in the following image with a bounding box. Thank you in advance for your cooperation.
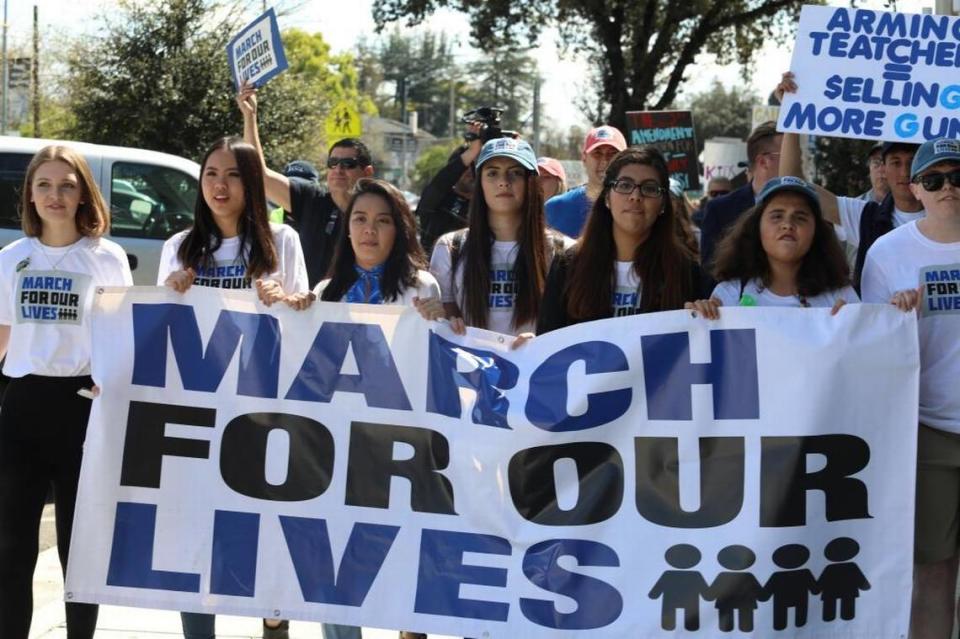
[237,83,292,212]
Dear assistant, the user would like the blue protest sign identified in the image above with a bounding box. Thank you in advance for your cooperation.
[779,6,960,143]
[226,7,288,90]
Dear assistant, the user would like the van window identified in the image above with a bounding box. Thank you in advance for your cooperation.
[0,153,33,229]
[110,162,197,239]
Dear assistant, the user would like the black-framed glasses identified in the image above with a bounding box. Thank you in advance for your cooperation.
[608,179,664,198]
[914,169,960,192]
[327,157,365,170]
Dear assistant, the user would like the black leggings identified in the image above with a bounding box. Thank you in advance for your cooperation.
[0,374,99,639]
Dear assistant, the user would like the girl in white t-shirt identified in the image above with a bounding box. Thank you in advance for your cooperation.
[686,176,858,319]
[429,138,569,337]
[158,136,307,305]
[160,137,307,639]
[537,147,703,333]
[0,145,133,638]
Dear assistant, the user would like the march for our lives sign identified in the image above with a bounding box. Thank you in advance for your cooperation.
[779,5,960,143]
[227,7,288,90]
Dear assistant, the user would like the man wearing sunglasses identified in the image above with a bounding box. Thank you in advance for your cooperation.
[861,138,960,639]
[237,85,375,286]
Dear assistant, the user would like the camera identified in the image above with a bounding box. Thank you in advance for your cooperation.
[461,107,519,143]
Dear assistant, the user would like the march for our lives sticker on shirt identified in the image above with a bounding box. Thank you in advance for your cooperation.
[613,287,640,317]
[489,263,515,309]
[921,263,960,317]
[194,260,251,289]
[16,270,90,325]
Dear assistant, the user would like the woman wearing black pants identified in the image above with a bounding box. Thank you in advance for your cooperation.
[0,145,133,638]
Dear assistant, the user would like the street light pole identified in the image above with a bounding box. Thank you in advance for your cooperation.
[1,0,8,134]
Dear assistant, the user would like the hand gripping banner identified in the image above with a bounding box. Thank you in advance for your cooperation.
[67,286,920,637]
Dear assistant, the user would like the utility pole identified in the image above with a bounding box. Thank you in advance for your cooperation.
[532,75,541,155]
[32,5,39,137]
[1,0,8,134]
[448,71,456,141]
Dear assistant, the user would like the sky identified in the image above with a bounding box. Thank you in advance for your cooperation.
[4,0,933,132]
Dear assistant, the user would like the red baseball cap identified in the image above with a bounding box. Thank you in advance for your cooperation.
[537,157,566,182]
[583,125,627,155]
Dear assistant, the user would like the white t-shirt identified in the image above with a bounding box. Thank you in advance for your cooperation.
[861,221,960,433]
[711,278,859,308]
[157,223,307,294]
[0,236,133,377]
[313,269,441,305]
[613,261,642,317]
[430,231,573,335]
[836,196,926,252]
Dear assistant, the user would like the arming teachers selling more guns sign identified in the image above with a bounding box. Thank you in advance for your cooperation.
[779,5,960,143]
[65,287,919,637]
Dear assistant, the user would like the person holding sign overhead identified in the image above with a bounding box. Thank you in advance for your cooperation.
[0,146,133,639]
[237,84,374,288]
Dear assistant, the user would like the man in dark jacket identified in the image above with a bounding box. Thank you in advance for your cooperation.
[416,137,482,255]
[699,121,783,285]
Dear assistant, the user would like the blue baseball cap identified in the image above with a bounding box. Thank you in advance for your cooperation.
[756,176,822,218]
[911,138,960,180]
[476,138,538,173]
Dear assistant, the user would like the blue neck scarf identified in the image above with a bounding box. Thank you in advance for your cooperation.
[345,263,385,304]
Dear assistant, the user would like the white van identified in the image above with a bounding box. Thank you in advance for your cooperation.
[0,136,201,284]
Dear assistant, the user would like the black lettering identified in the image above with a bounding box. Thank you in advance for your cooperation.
[120,401,215,488]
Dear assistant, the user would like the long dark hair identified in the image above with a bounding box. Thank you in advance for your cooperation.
[321,178,426,301]
[712,193,850,298]
[178,137,277,278]
[565,147,697,321]
[459,163,548,330]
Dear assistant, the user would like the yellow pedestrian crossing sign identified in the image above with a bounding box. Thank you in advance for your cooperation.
[326,102,362,142]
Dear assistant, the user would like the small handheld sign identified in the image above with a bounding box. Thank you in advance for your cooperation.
[227,7,289,90]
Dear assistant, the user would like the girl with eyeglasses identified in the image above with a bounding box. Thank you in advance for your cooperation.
[537,147,702,333]
[684,176,858,319]
[427,138,571,338]
[0,145,133,639]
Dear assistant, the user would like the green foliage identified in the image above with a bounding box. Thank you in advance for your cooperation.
[63,0,370,169]
[411,141,461,192]
[684,80,758,156]
[462,48,538,133]
[373,0,815,130]
[813,136,873,198]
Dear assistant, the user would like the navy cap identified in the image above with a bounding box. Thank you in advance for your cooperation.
[756,176,822,218]
[911,138,960,180]
[283,160,319,182]
[880,141,919,159]
[476,138,538,173]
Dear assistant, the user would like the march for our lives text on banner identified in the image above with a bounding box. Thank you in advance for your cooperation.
[67,287,919,638]
[626,111,700,190]
[779,5,960,143]
[227,7,288,90]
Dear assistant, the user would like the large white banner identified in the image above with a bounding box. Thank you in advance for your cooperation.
[779,5,960,143]
[67,287,920,637]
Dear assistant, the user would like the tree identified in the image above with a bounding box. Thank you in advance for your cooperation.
[373,0,809,131]
[813,136,873,198]
[461,47,538,133]
[64,0,369,168]
[411,141,461,192]
[684,80,757,156]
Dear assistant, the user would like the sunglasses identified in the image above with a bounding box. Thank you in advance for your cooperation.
[708,189,730,198]
[327,157,365,170]
[609,179,664,198]
[913,169,960,192]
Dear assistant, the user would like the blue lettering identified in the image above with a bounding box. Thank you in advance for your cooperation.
[809,31,830,56]
[520,539,623,630]
[825,8,851,32]
[823,75,843,99]
[641,329,759,421]
[107,502,200,592]
[782,102,817,130]
[426,332,518,428]
[414,529,510,621]
[210,510,259,597]
[280,517,399,606]
[131,304,280,398]
[286,322,412,410]
[941,85,960,110]
[525,341,631,432]
[894,113,918,138]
